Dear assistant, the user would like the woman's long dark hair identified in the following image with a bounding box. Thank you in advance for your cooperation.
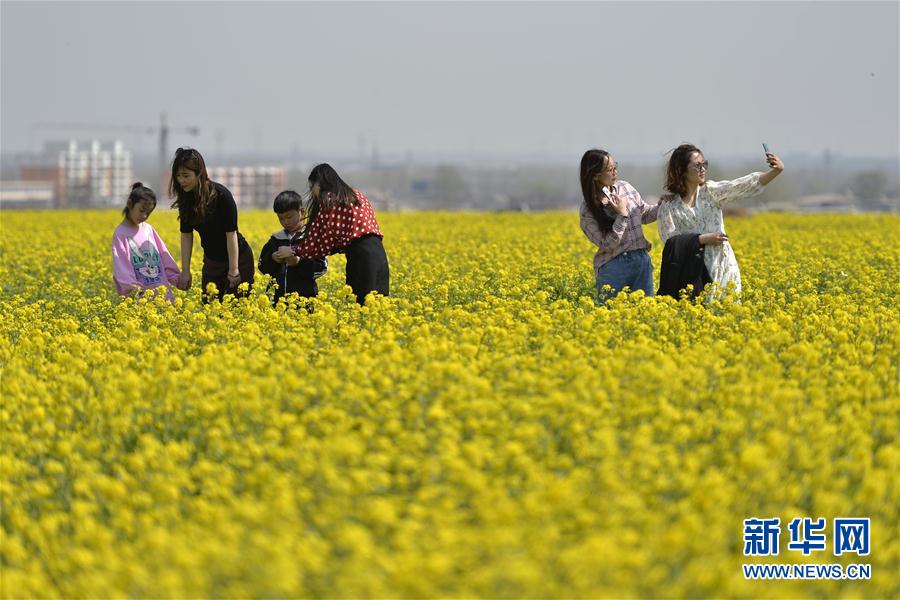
[169,147,217,225]
[579,149,616,234]
[664,143,703,198]
[305,163,357,227]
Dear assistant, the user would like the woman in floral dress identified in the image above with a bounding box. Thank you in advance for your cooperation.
[657,144,784,295]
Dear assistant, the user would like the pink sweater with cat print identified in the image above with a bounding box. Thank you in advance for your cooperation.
[111,222,181,300]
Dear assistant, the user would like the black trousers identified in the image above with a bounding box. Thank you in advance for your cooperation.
[344,235,390,305]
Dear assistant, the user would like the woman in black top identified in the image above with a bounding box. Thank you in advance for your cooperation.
[170,147,255,301]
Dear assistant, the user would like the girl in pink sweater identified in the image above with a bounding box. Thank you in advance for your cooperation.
[111,182,181,300]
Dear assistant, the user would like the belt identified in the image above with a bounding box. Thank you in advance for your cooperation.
[619,248,648,257]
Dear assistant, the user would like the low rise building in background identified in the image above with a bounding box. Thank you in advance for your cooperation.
[0,181,56,209]
[2,140,134,209]
[207,166,286,208]
[793,194,858,213]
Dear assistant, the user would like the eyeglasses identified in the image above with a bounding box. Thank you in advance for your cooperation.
[603,161,618,174]
[688,160,709,172]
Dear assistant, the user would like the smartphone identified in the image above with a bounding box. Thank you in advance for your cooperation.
[762,143,770,154]
[600,186,611,203]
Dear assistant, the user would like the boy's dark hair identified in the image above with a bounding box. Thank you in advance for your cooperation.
[273,190,303,213]
[124,182,156,215]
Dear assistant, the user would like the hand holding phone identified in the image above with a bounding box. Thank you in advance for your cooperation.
[757,144,785,183]
[761,144,784,173]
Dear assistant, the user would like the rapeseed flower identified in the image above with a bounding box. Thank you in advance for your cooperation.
[0,210,897,598]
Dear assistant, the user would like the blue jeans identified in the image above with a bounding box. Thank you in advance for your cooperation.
[596,249,654,302]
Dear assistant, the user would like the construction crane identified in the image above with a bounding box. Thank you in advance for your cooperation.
[156,113,200,189]
[30,113,200,190]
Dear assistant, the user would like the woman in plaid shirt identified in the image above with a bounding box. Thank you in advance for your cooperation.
[273,164,389,305]
[579,148,660,302]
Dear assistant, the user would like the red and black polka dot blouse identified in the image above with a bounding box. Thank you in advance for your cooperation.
[291,190,383,260]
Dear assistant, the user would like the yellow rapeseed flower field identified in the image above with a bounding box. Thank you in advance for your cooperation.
[1,209,898,598]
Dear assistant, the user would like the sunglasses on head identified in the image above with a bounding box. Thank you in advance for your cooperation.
[175,147,196,158]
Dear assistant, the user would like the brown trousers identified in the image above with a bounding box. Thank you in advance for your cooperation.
[201,245,255,302]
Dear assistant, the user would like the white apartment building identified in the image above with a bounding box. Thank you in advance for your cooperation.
[207,166,286,208]
[59,140,133,207]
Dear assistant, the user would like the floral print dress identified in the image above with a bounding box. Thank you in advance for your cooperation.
[657,172,764,295]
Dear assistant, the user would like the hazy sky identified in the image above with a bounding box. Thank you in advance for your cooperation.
[2,1,898,162]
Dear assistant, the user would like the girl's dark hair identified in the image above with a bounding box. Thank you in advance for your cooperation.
[273,190,303,213]
[123,182,156,216]
[305,163,357,226]
[665,143,703,198]
[169,147,217,225]
[579,149,616,234]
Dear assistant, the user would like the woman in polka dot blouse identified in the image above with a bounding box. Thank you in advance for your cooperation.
[274,163,389,304]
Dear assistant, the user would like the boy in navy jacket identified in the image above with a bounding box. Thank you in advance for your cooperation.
[258,191,327,305]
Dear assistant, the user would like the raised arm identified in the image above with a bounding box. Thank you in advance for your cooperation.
[623,182,660,224]
[706,172,764,208]
[579,201,628,250]
[759,152,785,186]
[707,153,785,208]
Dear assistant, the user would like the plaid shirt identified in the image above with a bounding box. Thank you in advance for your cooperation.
[579,180,659,272]
[291,190,383,260]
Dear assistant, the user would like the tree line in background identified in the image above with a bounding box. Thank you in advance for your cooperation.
[282,161,899,213]
[2,153,897,212]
